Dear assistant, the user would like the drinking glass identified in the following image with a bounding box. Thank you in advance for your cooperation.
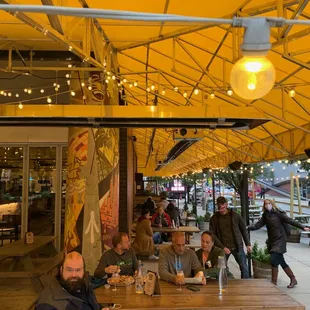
[176,270,184,291]
[111,272,119,292]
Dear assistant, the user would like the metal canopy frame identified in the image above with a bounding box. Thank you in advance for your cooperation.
[0,0,309,175]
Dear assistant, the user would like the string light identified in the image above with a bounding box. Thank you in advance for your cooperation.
[289,89,296,98]
[67,80,71,85]
[183,92,188,98]
[210,93,215,99]
[129,84,133,88]
[47,97,52,103]
[151,84,155,91]
[227,89,233,96]
[174,86,178,92]
[112,75,116,80]
[123,78,127,83]
[71,91,76,96]
[285,160,289,164]
[65,73,70,79]
[194,89,199,95]
[18,102,23,109]
[7,93,11,97]
[68,64,72,68]
[53,83,57,87]
[3,93,7,96]
[146,87,150,92]
[0,91,3,95]
[105,79,109,84]
[88,85,92,90]
[161,89,166,95]
[24,88,28,93]
[40,89,44,93]
[134,81,138,87]
[81,82,85,87]
[15,93,19,97]
[55,87,59,92]
[27,89,32,94]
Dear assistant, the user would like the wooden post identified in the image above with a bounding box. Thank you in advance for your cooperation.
[295,175,302,215]
[251,179,255,205]
[290,171,294,218]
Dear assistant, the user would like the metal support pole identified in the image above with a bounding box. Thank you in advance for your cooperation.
[290,171,294,218]
[212,173,216,214]
[54,145,62,252]
[295,175,302,215]
[21,145,29,238]
[241,164,251,278]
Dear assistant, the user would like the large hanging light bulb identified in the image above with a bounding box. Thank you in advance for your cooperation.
[230,18,276,100]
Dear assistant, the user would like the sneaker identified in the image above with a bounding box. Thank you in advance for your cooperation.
[149,255,159,260]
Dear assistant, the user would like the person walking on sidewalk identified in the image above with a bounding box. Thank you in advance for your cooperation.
[248,199,310,288]
[209,196,252,279]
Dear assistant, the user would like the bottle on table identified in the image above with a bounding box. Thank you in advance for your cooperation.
[135,260,144,294]
[218,256,228,295]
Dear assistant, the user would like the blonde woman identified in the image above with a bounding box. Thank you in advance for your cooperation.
[248,199,310,288]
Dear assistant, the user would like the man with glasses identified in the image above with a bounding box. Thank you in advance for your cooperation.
[94,232,138,278]
[35,251,108,310]
[209,196,252,279]
[158,232,205,284]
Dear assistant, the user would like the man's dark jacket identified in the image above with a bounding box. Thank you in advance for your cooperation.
[35,275,101,310]
[209,209,251,250]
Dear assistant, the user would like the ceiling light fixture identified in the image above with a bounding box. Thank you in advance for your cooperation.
[289,89,296,98]
[230,18,277,100]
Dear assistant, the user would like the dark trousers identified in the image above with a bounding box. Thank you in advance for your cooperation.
[226,248,249,279]
[270,252,289,269]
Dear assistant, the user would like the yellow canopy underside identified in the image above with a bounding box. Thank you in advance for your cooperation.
[0,0,310,176]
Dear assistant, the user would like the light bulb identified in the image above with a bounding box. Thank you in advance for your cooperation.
[112,75,116,80]
[24,88,28,93]
[71,91,75,96]
[15,93,19,97]
[174,86,178,92]
[105,79,109,84]
[151,85,155,91]
[40,89,44,93]
[18,102,23,109]
[230,56,275,100]
[88,85,92,90]
[47,97,52,103]
[65,73,70,79]
[67,80,71,85]
[81,82,85,87]
[289,89,295,98]
[53,83,57,87]
[183,92,187,98]
[123,78,127,83]
[227,89,233,96]
[134,81,138,87]
[146,87,150,92]
[129,84,133,88]
[27,89,32,94]
[210,93,215,99]
[161,89,166,95]
[194,89,199,95]
[8,93,11,97]
[3,93,7,96]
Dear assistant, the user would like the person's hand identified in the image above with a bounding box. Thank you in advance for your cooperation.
[247,245,252,253]
[194,271,205,285]
[223,247,231,255]
[304,227,310,231]
[105,265,118,274]
[102,308,109,310]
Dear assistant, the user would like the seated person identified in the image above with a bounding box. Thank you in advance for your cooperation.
[151,206,171,227]
[166,201,183,227]
[157,196,169,210]
[151,206,171,243]
[196,231,233,279]
[159,232,205,285]
[142,196,156,215]
[35,251,108,310]
[94,232,138,278]
[132,209,158,260]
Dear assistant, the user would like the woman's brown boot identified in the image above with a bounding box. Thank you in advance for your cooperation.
[271,267,278,285]
[283,267,298,288]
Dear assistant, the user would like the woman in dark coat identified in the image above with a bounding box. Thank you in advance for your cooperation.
[248,199,310,288]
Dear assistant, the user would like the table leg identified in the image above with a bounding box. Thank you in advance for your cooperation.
[8,257,19,271]
[20,255,35,271]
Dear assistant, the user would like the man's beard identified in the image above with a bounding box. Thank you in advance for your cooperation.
[59,273,86,294]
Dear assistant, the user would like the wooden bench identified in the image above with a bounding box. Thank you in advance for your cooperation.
[155,243,201,251]
[0,250,65,292]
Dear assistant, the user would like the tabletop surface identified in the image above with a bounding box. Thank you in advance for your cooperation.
[152,226,200,233]
[96,279,304,309]
[0,235,56,257]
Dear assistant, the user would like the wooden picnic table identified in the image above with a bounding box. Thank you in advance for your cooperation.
[0,235,57,271]
[152,226,200,244]
[95,279,304,309]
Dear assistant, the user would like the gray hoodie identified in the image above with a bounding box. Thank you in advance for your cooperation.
[158,245,203,283]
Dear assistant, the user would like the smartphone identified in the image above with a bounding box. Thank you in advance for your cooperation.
[187,285,200,292]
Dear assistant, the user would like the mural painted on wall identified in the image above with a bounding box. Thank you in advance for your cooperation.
[64,128,88,252]
[96,128,119,250]
[64,74,119,253]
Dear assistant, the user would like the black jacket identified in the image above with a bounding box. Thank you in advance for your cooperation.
[35,275,101,310]
[209,210,251,250]
[248,210,304,253]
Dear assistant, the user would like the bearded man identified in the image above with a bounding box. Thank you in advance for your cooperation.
[35,251,108,310]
